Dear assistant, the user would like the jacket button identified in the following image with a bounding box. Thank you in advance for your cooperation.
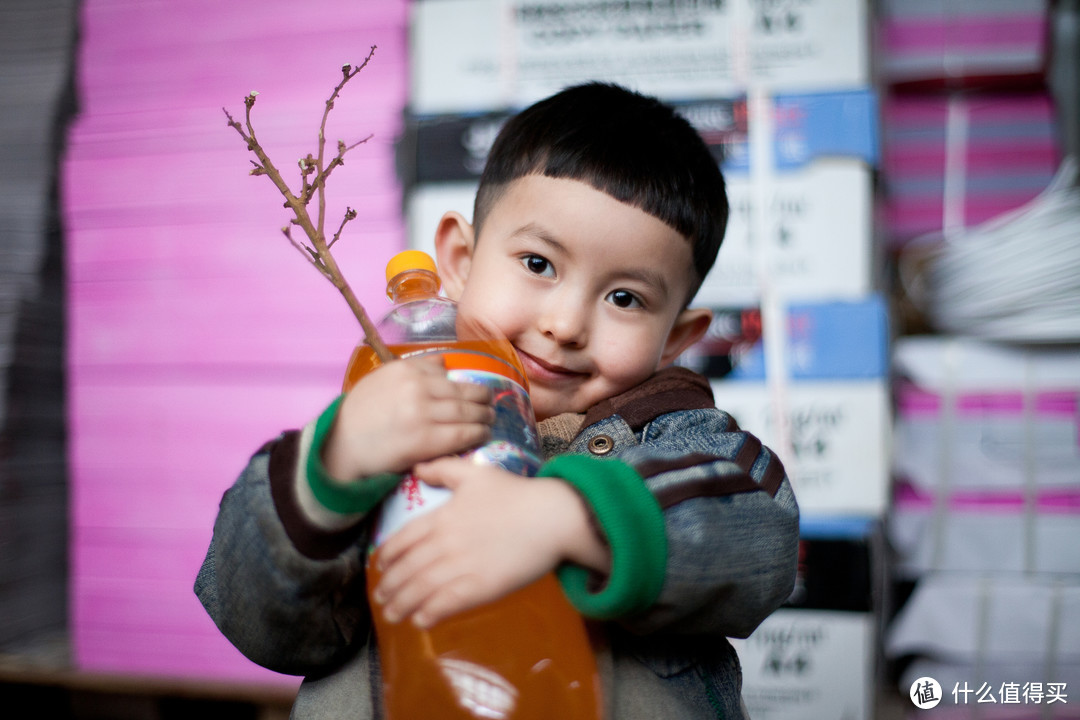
[588,435,614,455]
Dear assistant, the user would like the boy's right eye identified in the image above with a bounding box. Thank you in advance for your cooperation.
[521,254,554,277]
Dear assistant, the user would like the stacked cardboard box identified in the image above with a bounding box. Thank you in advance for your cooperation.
[408,0,871,115]
[880,91,1062,248]
[875,2,1078,715]
[732,517,886,720]
[404,2,886,717]
[891,338,1080,577]
[877,0,1052,89]
[698,299,890,720]
[885,336,1080,715]
[877,0,1063,249]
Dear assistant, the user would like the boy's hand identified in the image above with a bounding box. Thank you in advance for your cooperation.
[322,356,495,481]
[371,457,609,629]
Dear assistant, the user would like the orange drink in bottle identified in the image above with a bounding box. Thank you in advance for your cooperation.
[345,251,602,720]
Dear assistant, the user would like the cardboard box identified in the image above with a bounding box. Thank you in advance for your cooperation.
[403,90,879,303]
[409,0,871,114]
[402,91,878,184]
[878,0,1051,87]
[696,297,890,382]
[700,297,892,517]
[889,336,1080,576]
[892,336,1080,494]
[889,483,1080,576]
[699,161,874,305]
[732,608,876,720]
[789,517,883,613]
[881,92,1062,247]
[887,573,1080,707]
[405,165,874,305]
[713,380,890,517]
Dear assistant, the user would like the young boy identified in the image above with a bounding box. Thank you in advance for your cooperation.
[196,82,799,719]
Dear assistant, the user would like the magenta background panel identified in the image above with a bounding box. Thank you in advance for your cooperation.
[63,0,410,685]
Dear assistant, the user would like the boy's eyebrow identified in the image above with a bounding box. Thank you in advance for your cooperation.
[512,223,566,252]
[619,266,671,301]
[512,223,671,300]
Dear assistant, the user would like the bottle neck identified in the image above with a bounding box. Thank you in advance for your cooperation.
[388,269,441,303]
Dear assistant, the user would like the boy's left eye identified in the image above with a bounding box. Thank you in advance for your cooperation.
[606,289,642,309]
[521,254,554,277]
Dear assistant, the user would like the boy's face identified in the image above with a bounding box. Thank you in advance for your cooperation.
[437,174,711,421]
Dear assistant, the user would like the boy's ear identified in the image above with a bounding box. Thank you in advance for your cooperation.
[433,211,475,300]
[659,307,713,367]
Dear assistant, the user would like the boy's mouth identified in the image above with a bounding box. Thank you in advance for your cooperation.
[515,348,587,382]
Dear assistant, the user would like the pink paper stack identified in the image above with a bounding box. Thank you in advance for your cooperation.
[63,0,408,684]
[877,0,1051,89]
[880,92,1062,247]
[876,0,1064,250]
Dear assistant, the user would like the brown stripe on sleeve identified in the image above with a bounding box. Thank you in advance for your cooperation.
[267,431,304,537]
[733,432,762,475]
[268,431,368,560]
[634,453,728,480]
[636,448,788,509]
[760,454,787,496]
[652,473,764,509]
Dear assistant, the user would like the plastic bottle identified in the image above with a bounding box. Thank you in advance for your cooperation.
[343,250,602,720]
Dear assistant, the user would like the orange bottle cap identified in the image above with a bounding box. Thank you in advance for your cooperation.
[385,250,438,283]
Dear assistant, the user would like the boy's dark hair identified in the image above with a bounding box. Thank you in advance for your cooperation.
[474,82,728,302]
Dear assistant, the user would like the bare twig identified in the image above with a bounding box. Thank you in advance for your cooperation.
[223,45,393,363]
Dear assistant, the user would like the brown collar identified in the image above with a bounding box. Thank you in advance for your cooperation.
[536,367,715,447]
[582,366,714,433]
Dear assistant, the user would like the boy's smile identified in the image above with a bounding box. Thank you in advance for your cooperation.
[438,174,711,421]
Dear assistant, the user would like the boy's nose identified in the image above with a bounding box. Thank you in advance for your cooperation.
[538,295,588,348]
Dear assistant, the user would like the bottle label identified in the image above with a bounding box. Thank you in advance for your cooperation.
[370,369,542,549]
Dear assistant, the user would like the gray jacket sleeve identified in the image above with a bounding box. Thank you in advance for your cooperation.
[194,430,373,676]
[590,406,800,640]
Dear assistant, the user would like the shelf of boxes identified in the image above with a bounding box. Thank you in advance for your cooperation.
[884,336,1080,716]
[875,2,1080,716]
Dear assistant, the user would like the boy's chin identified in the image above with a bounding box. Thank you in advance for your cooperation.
[531,397,583,423]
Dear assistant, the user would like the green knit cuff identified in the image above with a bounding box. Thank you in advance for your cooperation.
[539,455,667,620]
[306,395,400,515]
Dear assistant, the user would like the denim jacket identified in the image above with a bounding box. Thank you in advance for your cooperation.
[195,367,799,719]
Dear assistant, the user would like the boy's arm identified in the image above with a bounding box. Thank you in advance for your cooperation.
[195,360,497,673]
[194,424,376,676]
[547,407,800,639]
[371,458,609,629]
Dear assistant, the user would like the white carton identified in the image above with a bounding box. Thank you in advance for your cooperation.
[405,163,874,305]
[887,573,1080,706]
[410,0,871,114]
[890,336,1080,575]
[732,608,875,720]
[698,160,874,305]
[893,336,1080,494]
[712,380,890,517]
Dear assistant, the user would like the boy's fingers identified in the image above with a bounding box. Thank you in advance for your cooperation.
[413,457,470,490]
[411,577,486,629]
[423,377,493,405]
[423,423,491,457]
[375,535,452,620]
[425,398,496,426]
[455,380,495,403]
